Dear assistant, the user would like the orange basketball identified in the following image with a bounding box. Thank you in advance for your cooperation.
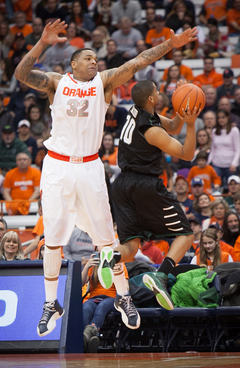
[172,83,205,117]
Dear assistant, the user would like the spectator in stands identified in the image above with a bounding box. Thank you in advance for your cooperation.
[145,15,171,58]
[41,29,76,73]
[137,7,155,39]
[176,13,205,46]
[193,57,223,91]
[222,210,240,248]
[134,40,161,89]
[103,39,125,69]
[174,175,195,220]
[188,177,215,201]
[0,57,17,95]
[111,17,143,61]
[187,150,221,195]
[3,151,41,215]
[25,18,44,48]
[180,216,202,263]
[155,92,169,117]
[233,191,240,218]
[17,120,38,164]
[0,92,13,138]
[114,78,137,104]
[165,0,195,20]
[66,0,95,41]
[199,0,228,26]
[63,226,94,261]
[202,198,230,230]
[201,18,228,57]
[191,228,233,270]
[217,69,238,102]
[226,0,240,35]
[0,218,7,242]
[8,32,32,69]
[162,49,193,83]
[66,22,84,50]
[165,0,190,32]
[97,59,107,72]
[39,0,67,25]
[12,92,36,131]
[99,132,118,166]
[111,0,142,29]
[218,97,240,129]
[104,104,128,138]
[231,86,240,117]
[209,222,238,261]
[0,125,30,175]
[193,192,212,224]
[192,128,211,163]
[85,29,107,59]
[53,63,65,74]
[160,64,181,103]
[200,87,218,118]
[0,231,24,261]
[81,252,129,353]
[141,240,163,264]
[224,175,240,209]
[0,20,14,60]
[7,82,38,117]
[94,0,112,30]
[13,0,32,23]
[202,110,216,137]
[207,109,240,190]
[27,104,50,145]
[10,12,32,38]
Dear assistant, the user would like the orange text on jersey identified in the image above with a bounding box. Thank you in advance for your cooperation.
[63,86,97,98]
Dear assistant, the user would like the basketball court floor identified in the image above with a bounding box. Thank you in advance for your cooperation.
[1,352,240,368]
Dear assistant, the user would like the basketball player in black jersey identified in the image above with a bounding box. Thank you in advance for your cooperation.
[98,80,201,310]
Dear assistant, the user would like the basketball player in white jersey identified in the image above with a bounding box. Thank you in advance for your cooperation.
[15,19,198,337]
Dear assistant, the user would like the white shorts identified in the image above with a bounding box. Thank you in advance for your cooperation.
[40,155,115,247]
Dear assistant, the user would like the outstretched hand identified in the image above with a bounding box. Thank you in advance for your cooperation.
[41,19,67,45]
[169,27,198,49]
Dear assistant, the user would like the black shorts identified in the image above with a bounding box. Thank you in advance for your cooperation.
[112,172,192,244]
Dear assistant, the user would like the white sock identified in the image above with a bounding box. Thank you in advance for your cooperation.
[44,279,59,302]
[113,263,128,296]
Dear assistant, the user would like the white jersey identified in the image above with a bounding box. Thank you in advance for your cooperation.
[44,72,109,156]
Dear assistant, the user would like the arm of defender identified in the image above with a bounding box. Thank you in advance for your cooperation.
[14,19,67,95]
[101,28,198,102]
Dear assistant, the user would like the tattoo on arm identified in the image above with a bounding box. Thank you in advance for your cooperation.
[17,56,51,90]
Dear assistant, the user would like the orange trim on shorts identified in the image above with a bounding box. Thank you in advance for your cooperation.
[48,150,99,163]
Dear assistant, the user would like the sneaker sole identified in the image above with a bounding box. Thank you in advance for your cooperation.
[97,247,113,289]
[37,309,65,337]
[143,274,174,310]
[114,302,141,330]
[88,336,99,353]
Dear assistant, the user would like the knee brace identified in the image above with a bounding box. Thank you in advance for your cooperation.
[43,246,62,279]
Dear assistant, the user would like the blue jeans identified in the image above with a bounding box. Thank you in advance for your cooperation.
[212,165,239,189]
[83,295,115,330]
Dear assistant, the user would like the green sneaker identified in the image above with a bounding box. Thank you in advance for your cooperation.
[142,272,174,310]
[97,247,115,289]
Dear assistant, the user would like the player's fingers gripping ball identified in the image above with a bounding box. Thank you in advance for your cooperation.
[172,83,205,117]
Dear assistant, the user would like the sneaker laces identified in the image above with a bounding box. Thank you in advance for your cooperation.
[39,301,56,324]
[119,295,137,317]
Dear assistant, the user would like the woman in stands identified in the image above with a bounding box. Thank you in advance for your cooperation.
[191,227,233,270]
[193,192,212,224]
[202,198,230,230]
[0,231,24,261]
[0,57,17,96]
[66,0,95,41]
[99,132,118,166]
[207,109,240,191]
[159,64,181,103]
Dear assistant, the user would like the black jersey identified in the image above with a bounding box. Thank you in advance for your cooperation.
[118,105,165,176]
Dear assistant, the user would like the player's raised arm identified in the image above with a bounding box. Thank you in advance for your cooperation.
[101,27,198,100]
[14,19,67,94]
